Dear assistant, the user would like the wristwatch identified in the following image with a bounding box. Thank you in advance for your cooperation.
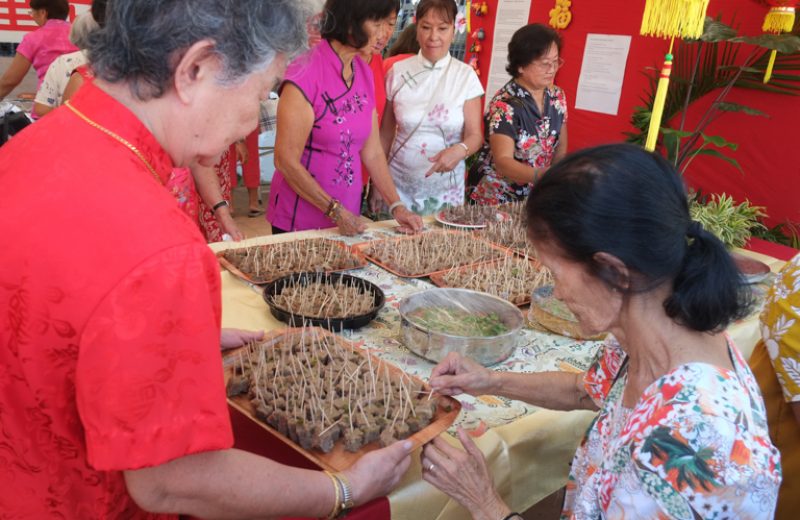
[336,472,354,511]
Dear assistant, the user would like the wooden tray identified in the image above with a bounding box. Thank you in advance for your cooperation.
[217,239,368,285]
[353,230,507,279]
[224,328,461,472]
[429,255,547,307]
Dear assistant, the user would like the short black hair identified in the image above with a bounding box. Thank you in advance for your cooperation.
[416,0,458,25]
[526,143,753,333]
[29,0,69,20]
[506,23,562,78]
[320,0,400,49]
[91,0,108,27]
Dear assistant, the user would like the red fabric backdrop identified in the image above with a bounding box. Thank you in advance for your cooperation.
[469,0,799,227]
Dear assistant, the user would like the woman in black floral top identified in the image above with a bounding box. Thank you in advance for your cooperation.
[468,24,568,205]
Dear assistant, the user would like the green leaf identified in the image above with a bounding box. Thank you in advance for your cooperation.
[659,128,694,138]
[700,133,738,150]
[663,131,680,164]
[732,34,800,54]
[691,148,743,172]
[716,102,769,117]
[700,18,738,43]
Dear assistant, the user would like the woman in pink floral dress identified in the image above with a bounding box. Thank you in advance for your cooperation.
[469,24,568,205]
[423,144,780,519]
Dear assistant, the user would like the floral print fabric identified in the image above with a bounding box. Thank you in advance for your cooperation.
[469,80,567,205]
[760,254,800,401]
[376,53,483,215]
[562,336,781,519]
[268,40,375,231]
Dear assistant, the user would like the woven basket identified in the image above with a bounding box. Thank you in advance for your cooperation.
[528,304,605,341]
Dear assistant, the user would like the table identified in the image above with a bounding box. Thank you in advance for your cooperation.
[210,219,786,520]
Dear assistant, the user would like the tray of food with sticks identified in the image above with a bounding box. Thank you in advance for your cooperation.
[225,327,460,472]
[354,230,507,278]
[263,272,385,331]
[217,238,367,285]
[429,254,552,307]
[475,205,537,258]
[434,204,511,229]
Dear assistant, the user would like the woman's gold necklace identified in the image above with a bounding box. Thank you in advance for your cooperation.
[64,100,164,186]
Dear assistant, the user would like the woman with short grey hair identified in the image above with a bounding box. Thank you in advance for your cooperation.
[0,0,413,518]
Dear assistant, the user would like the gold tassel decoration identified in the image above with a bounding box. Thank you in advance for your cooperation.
[645,48,674,152]
[761,4,796,84]
[640,0,710,40]
[639,0,710,151]
[762,5,796,32]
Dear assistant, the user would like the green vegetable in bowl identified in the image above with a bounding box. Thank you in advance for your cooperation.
[406,307,509,337]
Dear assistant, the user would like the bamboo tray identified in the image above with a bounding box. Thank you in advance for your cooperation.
[217,238,368,285]
[429,255,548,307]
[224,328,461,472]
[353,230,507,279]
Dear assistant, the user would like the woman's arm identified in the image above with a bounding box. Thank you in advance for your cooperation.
[553,123,568,163]
[190,161,244,241]
[0,53,32,100]
[274,83,365,235]
[430,352,597,411]
[124,441,413,518]
[62,72,85,103]
[33,102,54,117]
[362,111,423,232]
[424,96,483,177]
[379,100,397,157]
[489,133,544,185]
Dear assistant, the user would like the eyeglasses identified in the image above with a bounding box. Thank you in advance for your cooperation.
[532,57,565,72]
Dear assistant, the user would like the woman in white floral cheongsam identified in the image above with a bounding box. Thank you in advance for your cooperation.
[374,0,484,216]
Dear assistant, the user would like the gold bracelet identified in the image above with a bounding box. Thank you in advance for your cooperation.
[324,470,342,519]
[325,198,341,219]
[334,472,354,511]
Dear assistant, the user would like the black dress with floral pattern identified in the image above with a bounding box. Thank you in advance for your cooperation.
[468,80,568,205]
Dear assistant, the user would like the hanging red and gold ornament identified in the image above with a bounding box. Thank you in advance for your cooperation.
[640,0,711,152]
[466,2,489,78]
[759,0,797,83]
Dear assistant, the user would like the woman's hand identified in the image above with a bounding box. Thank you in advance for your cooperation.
[220,328,264,351]
[392,205,423,234]
[334,207,367,236]
[425,145,468,177]
[421,428,510,520]
[235,141,249,165]
[343,440,414,506]
[215,206,246,241]
[429,352,495,396]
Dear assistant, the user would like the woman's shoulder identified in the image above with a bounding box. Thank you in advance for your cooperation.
[635,349,770,436]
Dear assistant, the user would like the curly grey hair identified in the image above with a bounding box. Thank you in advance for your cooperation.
[88,0,311,100]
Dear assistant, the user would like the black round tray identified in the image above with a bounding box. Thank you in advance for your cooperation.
[262,272,385,331]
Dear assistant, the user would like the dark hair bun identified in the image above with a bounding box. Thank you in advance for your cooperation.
[525,143,753,333]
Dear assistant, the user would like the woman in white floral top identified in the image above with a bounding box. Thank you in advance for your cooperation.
[374,0,484,216]
[468,23,568,205]
[424,144,780,520]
